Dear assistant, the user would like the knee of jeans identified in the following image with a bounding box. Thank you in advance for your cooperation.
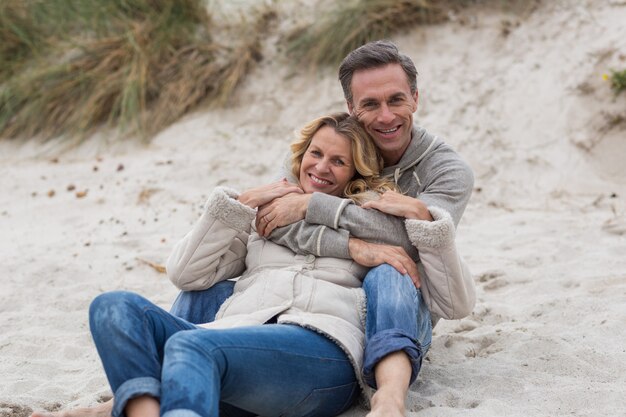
[89,291,140,330]
[164,329,202,358]
[363,265,416,301]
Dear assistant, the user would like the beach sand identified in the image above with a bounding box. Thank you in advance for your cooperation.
[1,1,625,416]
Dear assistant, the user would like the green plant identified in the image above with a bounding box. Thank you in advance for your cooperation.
[609,69,626,95]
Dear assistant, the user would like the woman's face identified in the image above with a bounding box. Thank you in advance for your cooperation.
[299,126,356,196]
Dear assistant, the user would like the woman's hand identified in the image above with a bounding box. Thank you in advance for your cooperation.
[361,190,433,221]
[237,179,303,209]
[348,238,420,288]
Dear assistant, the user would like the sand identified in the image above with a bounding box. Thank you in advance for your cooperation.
[1,0,625,416]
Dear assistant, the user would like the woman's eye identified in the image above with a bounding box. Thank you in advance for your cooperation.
[310,150,321,157]
[333,159,345,166]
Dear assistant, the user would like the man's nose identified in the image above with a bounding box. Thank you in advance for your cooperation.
[377,103,395,124]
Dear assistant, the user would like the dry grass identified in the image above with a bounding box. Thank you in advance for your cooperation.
[0,1,47,79]
[150,6,277,131]
[285,0,448,68]
[0,0,276,142]
[1,0,536,143]
[284,0,539,68]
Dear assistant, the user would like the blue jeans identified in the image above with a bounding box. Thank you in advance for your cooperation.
[170,265,432,390]
[90,291,358,417]
[361,264,432,388]
[169,280,236,324]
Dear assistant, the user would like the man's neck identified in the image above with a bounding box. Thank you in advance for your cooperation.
[382,135,413,167]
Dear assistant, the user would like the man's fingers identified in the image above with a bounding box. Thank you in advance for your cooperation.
[264,219,278,237]
[381,256,408,276]
[257,204,271,219]
[361,200,379,210]
[390,247,420,288]
[407,267,421,288]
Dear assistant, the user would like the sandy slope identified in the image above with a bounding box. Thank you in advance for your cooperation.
[1,0,625,416]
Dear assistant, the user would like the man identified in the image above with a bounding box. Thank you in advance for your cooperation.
[254,40,475,416]
[33,40,474,417]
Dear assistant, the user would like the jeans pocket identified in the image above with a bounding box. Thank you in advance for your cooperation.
[281,381,358,417]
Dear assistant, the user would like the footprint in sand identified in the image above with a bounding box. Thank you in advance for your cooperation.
[0,403,34,417]
[602,216,626,236]
[477,269,509,291]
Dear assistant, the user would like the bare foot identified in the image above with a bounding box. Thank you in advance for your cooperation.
[366,388,406,417]
[31,399,113,417]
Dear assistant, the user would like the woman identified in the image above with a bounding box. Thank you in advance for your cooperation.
[84,113,469,417]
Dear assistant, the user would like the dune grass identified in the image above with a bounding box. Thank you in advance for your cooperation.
[2,0,538,143]
[0,0,275,141]
[284,0,449,68]
[284,0,540,68]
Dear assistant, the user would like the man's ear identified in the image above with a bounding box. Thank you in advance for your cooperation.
[347,100,355,115]
[412,89,419,112]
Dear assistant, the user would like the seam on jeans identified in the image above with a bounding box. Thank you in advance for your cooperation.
[199,344,354,365]
[278,381,358,417]
[142,305,196,331]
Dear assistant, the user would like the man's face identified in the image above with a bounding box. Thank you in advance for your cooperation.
[347,63,418,166]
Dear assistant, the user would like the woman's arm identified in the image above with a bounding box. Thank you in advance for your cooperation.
[167,181,302,290]
[405,206,475,320]
[167,187,255,291]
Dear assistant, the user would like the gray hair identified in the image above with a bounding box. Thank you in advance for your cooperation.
[338,40,418,104]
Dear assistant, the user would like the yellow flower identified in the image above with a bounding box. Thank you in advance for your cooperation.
[602,73,609,81]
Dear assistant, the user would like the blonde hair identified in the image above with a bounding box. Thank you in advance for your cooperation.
[290,112,397,204]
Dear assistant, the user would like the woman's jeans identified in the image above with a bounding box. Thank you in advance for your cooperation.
[90,291,358,417]
[171,264,432,390]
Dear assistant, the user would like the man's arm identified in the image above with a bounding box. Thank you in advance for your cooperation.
[267,193,418,259]
[269,220,420,285]
[263,142,474,258]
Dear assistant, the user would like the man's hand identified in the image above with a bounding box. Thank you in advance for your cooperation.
[348,238,420,288]
[256,193,312,237]
[361,190,433,221]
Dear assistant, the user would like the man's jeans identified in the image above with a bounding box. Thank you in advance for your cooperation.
[90,291,358,417]
[361,264,432,388]
[170,265,432,390]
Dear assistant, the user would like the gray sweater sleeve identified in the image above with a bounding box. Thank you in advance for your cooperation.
[306,193,419,259]
[268,220,351,258]
[268,192,419,259]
